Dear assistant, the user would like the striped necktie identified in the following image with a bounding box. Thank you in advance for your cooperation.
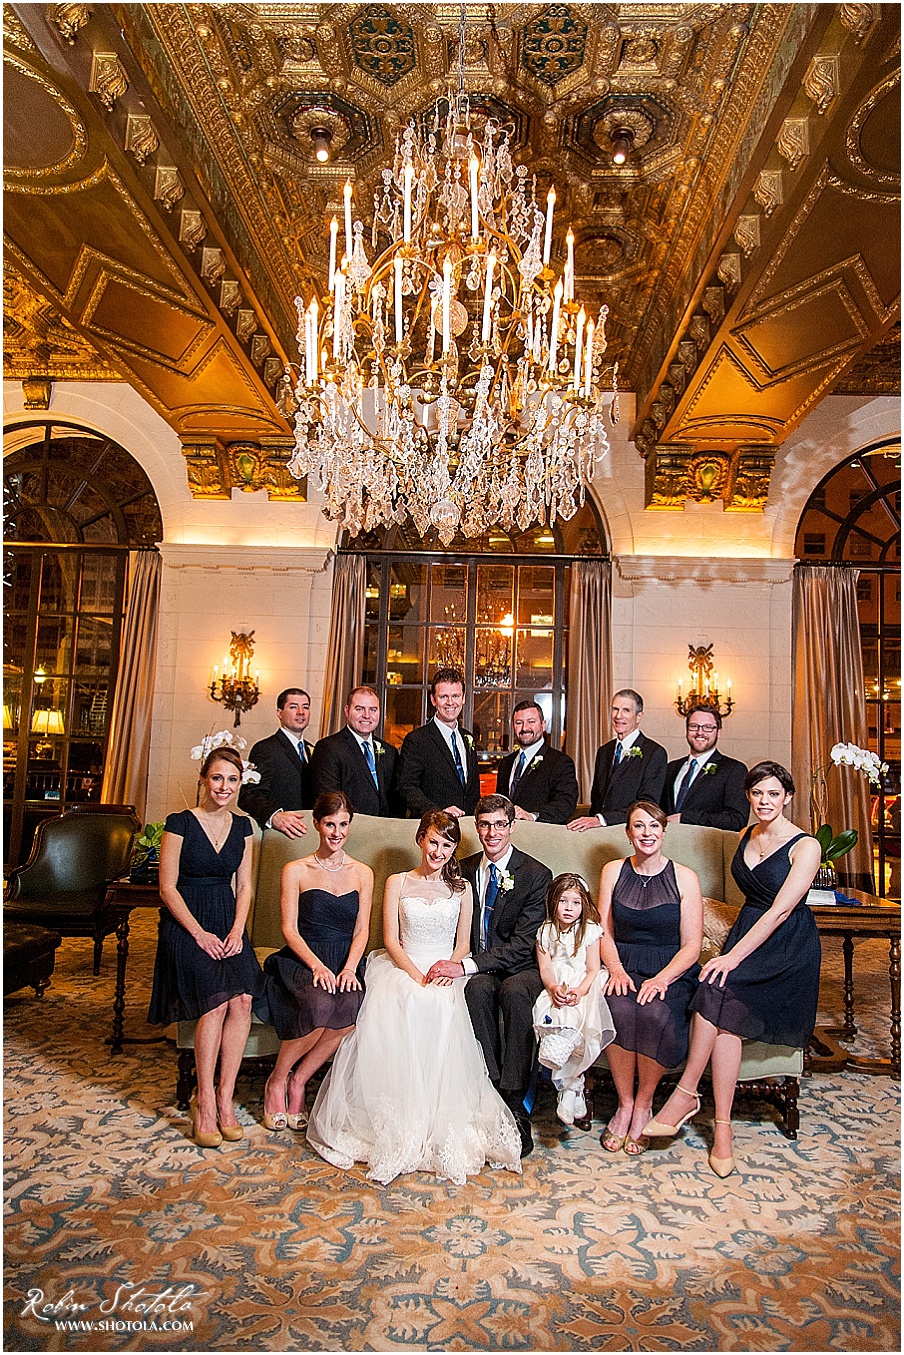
[510,751,527,793]
[450,730,466,784]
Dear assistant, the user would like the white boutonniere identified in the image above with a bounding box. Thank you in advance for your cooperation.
[625,746,642,759]
[464,733,474,750]
[702,761,718,775]
[498,870,515,893]
[529,754,544,771]
[374,742,386,758]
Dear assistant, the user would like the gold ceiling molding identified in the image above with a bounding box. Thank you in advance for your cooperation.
[181,436,307,501]
[50,5,93,46]
[2,51,89,183]
[636,6,899,506]
[3,268,119,383]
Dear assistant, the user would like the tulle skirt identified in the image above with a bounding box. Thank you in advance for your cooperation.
[306,947,522,1185]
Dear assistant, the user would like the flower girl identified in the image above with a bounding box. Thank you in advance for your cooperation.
[533,874,616,1125]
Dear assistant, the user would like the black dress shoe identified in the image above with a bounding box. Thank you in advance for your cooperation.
[502,1091,534,1158]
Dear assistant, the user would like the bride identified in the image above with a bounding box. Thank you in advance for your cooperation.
[306,810,522,1185]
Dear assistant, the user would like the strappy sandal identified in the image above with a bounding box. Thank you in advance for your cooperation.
[643,1085,701,1137]
[600,1126,627,1153]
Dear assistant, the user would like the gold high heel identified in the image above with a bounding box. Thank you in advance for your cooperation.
[643,1085,701,1137]
[189,1094,222,1149]
[261,1077,287,1131]
[708,1119,735,1178]
[285,1071,307,1131]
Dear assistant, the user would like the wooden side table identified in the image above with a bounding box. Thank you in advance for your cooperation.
[810,890,901,1077]
[103,880,166,1055]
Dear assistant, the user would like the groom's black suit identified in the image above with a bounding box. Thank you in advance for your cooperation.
[460,846,552,1095]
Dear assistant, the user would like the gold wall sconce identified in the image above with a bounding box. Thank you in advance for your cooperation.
[209,630,260,727]
[675,643,734,717]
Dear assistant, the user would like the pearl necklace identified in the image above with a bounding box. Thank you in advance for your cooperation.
[313,851,346,872]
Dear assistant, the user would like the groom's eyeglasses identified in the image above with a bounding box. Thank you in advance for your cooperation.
[476,819,511,832]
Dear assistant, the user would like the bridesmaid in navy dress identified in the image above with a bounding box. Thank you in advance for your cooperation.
[149,746,265,1148]
[262,792,373,1132]
[645,761,821,1177]
[597,801,703,1155]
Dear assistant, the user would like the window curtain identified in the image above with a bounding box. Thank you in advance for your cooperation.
[100,548,161,822]
[792,565,874,891]
[319,553,366,738]
[565,560,612,807]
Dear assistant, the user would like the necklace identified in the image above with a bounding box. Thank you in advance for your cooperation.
[313,851,346,872]
[197,810,230,852]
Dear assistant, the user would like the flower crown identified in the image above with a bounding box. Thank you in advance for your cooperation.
[190,729,261,784]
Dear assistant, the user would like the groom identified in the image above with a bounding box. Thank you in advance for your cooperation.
[427,794,551,1156]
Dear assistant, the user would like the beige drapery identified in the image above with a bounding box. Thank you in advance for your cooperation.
[565,559,612,806]
[100,548,161,822]
[319,553,366,738]
[792,564,874,890]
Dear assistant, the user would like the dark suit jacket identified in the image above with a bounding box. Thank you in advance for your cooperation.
[397,719,480,818]
[238,730,314,827]
[309,726,399,818]
[662,748,749,831]
[461,846,552,976]
[496,743,579,824]
[588,732,668,824]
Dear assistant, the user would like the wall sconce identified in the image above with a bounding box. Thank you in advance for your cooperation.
[675,643,734,717]
[310,127,332,163]
[209,630,260,727]
[609,126,635,165]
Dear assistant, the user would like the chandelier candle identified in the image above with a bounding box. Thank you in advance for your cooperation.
[543,187,555,266]
[343,180,353,259]
[328,217,338,292]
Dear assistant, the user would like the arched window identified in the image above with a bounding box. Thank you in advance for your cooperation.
[343,499,607,755]
[3,420,162,866]
[795,441,900,893]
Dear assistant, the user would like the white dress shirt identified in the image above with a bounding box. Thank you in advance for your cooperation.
[432,714,463,758]
[597,727,642,825]
[461,844,514,976]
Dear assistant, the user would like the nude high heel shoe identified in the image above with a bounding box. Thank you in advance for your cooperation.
[643,1085,701,1137]
[261,1077,287,1132]
[189,1094,222,1149]
[708,1119,735,1178]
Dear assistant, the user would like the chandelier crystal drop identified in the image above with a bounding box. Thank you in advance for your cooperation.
[284,50,618,544]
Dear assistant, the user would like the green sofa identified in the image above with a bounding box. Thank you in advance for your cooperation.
[176,815,803,1136]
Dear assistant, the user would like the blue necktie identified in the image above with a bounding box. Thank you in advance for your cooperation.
[362,740,378,787]
[450,730,466,784]
[675,758,697,811]
[613,741,623,766]
[297,741,307,764]
[483,864,500,950]
[510,751,527,794]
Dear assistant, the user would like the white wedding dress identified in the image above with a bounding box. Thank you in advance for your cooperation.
[306,875,522,1185]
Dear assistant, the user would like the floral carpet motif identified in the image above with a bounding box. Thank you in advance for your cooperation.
[3,912,900,1352]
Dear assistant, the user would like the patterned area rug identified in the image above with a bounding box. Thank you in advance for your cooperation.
[3,911,900,1353]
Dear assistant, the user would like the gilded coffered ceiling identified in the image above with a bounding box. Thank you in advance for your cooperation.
[3,2,900,507]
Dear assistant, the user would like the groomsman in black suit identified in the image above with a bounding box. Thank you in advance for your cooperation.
[309,685,399,817]
[426,794,552,1156]
[662,705,749,831]
[496,700,579,824]
[396,667,480,818]
[569,689,668,830]
[238,687,313,836]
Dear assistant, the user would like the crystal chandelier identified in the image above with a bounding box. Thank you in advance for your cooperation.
[283,17,618,545]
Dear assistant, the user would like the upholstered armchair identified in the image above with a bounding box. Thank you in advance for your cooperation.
[4,806,140,973]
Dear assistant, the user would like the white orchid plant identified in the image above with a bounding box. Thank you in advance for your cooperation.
[190,729,261,784]
[811,741,888,866]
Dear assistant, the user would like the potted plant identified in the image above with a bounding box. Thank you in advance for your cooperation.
[810,742,887,891]
[131,821,165,883]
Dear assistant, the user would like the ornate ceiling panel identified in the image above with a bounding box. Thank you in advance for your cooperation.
[3,2,899,508]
